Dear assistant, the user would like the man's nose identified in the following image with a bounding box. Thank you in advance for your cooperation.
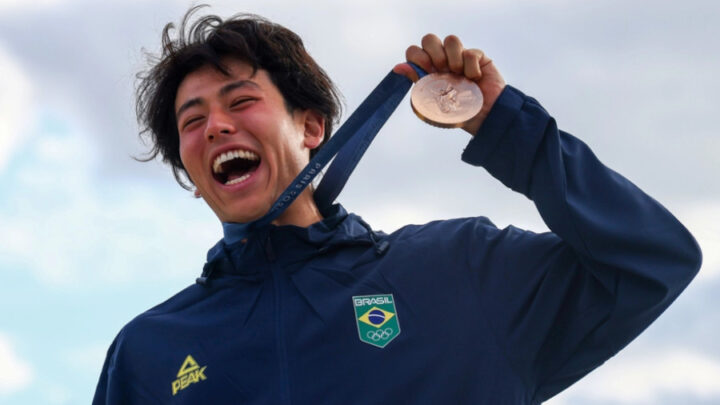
[204,109,236,142]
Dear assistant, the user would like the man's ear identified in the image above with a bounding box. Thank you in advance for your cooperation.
[303,110,325,150]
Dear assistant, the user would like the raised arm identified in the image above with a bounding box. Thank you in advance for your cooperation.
[397,34,703,402]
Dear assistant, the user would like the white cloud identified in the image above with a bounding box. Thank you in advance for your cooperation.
[356,201,439,233]
[550,347,720,404]
[64,343,108,375]
[0,0,63,11]
[0,118,220,288]
[677,201,720,282]
[0,182,219,288]
[339,9,417,61]
[0,333,34,395]
[41,382,71,405]
[0,42,33,174]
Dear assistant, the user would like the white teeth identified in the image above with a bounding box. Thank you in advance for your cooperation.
[225,173,251,185]
[212,149,259,173]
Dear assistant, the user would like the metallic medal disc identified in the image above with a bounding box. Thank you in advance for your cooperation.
[410,73,483,128]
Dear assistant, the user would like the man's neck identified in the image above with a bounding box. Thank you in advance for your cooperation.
[271,189,324,228]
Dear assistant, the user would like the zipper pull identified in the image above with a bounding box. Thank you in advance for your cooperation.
[196,262,214,286]
[375,239,390,256]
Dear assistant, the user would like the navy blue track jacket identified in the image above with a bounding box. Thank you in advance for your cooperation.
[93,86,702,404]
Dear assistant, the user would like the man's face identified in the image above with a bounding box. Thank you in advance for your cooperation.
[175,59,324,223]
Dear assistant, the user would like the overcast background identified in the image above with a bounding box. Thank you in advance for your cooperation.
[0,0,718,404]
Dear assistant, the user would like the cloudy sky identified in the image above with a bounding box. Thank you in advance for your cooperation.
[0,0,718,403]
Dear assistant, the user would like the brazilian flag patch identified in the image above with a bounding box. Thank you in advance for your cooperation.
[352,294,401,348]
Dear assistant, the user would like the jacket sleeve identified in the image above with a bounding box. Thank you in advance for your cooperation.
[461,86,702,402]
[92,329,140,405]
[92,332,120,405]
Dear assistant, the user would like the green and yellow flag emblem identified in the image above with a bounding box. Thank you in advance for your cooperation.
[352,294,401,348]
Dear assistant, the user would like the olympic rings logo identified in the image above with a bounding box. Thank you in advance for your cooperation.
[366,328,394,341]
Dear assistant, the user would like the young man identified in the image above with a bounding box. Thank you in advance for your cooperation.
[93,8,702,404]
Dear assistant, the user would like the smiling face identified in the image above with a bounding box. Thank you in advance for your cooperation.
[175,59,325,224]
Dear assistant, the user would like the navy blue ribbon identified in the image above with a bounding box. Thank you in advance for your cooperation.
[223,64,426,244]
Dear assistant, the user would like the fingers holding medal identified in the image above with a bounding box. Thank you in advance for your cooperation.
[443,35,465,75]
[394,34,506,134]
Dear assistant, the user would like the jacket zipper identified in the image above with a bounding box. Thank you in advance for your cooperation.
[267,235,292,405]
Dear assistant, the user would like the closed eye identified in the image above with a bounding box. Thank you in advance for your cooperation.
[231,98,255,108]
[182,116,204,130]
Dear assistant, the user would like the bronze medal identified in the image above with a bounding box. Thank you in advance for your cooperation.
[410,73,483,128]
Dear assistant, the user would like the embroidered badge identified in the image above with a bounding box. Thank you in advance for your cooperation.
[171,355,207,396]
[352,294,401,348]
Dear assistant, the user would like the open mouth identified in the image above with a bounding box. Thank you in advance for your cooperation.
[212,149,261,186]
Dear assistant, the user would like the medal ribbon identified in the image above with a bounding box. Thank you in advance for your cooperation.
[223,64,426,244]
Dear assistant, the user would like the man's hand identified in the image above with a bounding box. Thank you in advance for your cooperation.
[393,34,506,135]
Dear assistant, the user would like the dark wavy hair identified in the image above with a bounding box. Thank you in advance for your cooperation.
[136,5,342,189]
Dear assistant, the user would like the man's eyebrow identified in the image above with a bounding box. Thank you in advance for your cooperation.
[176,98,202,119]
[176,80,261,120]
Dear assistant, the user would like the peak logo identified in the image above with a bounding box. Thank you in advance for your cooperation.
[171,355,207,396]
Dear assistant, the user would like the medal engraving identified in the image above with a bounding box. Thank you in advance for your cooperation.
[436,84,460,113]
[410,73,483,128]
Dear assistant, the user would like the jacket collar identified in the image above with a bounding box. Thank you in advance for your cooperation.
[197,204,382,283]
